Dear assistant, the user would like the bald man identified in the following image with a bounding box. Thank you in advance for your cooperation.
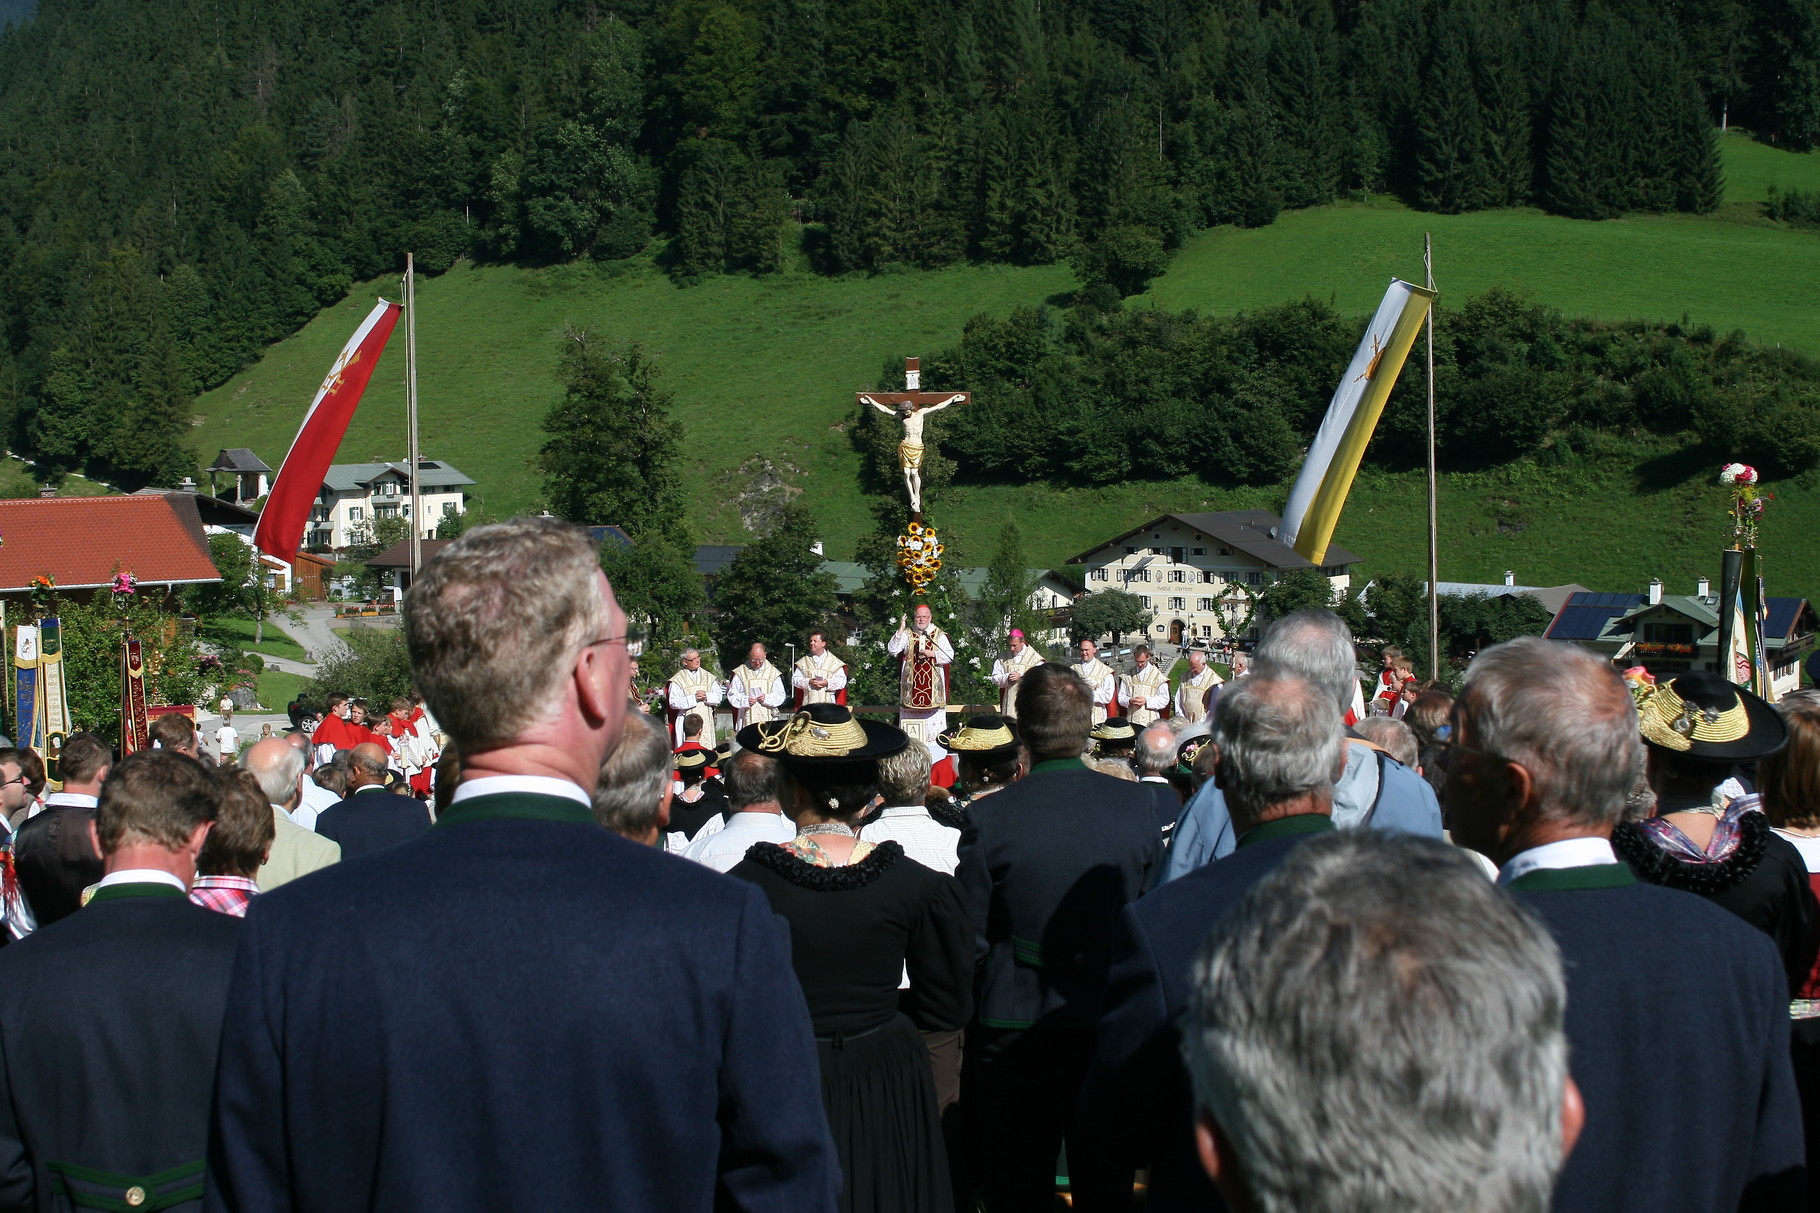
[282,731,341,830]
[312,743,431,860]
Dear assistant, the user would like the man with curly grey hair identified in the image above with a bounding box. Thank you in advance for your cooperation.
[1181,831,1581,1213]
[208,517,839,1212]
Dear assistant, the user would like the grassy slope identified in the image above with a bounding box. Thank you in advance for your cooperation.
[198,133,1820,598]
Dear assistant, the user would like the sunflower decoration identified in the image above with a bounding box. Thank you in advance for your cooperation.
[897,521,946,590]
[28,574,54,613]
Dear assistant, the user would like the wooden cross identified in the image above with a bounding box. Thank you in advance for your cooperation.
[858,357,970,523]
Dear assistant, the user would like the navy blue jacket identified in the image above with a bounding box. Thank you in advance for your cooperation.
[1511,864,1806,1213]
[312,786,431,859]
[1136,780,1180,843]
[206,791,840,1213]
[1161,738,1440,881]
[0,884,241,1212]
[957,759,1163,1032]
[1076,815,1333,1212]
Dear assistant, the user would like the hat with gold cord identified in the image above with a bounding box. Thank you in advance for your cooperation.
[938,715,1021,764]
[736,702,908,765]
[1637,670,1786,762]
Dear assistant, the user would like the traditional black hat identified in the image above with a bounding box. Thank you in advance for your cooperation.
[939,715,1021,765]
[1091,717,1138,750]
[674,748,711,771]
[1637,670,1787,763]
[736,702,908,764]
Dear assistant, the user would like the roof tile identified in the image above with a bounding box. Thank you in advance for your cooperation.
[0,495,221,591]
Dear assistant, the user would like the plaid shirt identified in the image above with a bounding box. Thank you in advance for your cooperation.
[189,874,259,918]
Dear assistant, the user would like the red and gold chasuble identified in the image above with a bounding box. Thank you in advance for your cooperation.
[899,629,950,711]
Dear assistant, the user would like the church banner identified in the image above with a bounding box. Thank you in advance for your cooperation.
[1280,278,1436,566]
[119,637,150,756]
[37,617,71,753]
[254,299,402,560]
[13,626,38,757]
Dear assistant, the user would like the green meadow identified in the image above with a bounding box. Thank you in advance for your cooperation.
[198,132,1820,601]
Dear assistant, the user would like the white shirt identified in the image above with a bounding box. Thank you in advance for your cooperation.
[291,778,340,831]
[861,805,959,875]
[1496,837,1618,887]
[451,775,591,808]
[42,792,98,810]
[679,810,796,873]
[94,868,188,893]
[216,724,240,758]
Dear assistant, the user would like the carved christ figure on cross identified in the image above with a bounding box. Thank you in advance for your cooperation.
[858,357,968,518]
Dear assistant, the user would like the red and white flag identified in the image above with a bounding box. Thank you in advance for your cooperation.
[254,299,402,559]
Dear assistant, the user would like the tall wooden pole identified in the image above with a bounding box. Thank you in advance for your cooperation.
[1425,234,1439,683]
[405,253,423,584]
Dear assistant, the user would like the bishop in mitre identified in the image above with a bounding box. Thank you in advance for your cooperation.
[990,629,1044,719]
[1174,647,1224,723]
[666,649,725,745]
[1120,644,1172,727]
[726,643,787,732]
[792,629,848,708]
[1073,638,1117,726]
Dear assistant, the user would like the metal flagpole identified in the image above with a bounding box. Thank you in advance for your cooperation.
[1425,234,1439,683]
[405,253,423,583]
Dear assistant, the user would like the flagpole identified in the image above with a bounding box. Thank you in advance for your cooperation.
[1425,234,1439,684]
[405,253,422,583]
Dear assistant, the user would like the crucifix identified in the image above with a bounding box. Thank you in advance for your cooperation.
[857,357,969,523]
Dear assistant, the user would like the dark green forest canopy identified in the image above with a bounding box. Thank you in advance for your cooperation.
[862,288,1820,492]
[0,0,1811,490]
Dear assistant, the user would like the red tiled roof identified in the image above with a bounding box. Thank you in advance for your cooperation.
[0,495,221,592]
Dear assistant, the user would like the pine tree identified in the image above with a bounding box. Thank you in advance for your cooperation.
[538,330,684,537]
[1415,17,1491,214]
[708,502,841,669]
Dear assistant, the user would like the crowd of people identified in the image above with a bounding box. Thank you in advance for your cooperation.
[0,515,1813,1212]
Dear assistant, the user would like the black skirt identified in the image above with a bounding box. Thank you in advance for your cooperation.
[817,1013,954,1213]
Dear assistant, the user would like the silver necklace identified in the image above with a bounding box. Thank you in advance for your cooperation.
[798,822,856,838]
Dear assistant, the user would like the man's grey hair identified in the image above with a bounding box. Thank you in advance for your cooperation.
[1212,670,1344,823]
[242,741,305,807]
[723,750,780,811]
[1253,610,1356,712]
[1353,717,1417,770]
[1134,725,1176,777]
[682,648,700,660]
[877,739,931,807]
[405,516,608,751]
[1184,831,1569,1213]
[592,708,672,840]
[1460,636,1641,830]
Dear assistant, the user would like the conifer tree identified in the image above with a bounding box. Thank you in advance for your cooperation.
[539,330,683,537]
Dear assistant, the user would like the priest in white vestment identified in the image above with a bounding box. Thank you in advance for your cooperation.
[726,643,787,732]
[791,630,849,707]
[666,649,724,745]
[1121,644,1172,726]
[1174,647,1224,723]
[990,629,1045,719]
[1073,638,1117,726]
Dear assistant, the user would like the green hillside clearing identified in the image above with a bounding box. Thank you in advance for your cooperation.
[198,134,1820,601]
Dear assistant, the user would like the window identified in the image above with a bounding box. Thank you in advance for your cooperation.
[1169,570,1185,583]
[1151,547,1164,556]
[379,481,399,497]
[1199,598,1216,611]
[1246,572,1263,586]
[1199,624,1212,636]
[1202,570,1219,584]
[402,505,411,518]
[1141,596,1153,608]
[442,502,457,516]
[1126,568,1149,583]
[1219,547,1232,556]
[1124,546,1136,555]
[1091,568,1109,582]
[1191,547,1206,556]
[1169,597,1185,610]
[376,504,399,519]
[349,507,364,522]
[1643,622,1695,645]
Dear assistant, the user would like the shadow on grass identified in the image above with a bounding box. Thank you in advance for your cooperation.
[1632,443,1716,494]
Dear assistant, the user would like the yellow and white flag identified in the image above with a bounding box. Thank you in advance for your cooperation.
[1279,278,1436,565]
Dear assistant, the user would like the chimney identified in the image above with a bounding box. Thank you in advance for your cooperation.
[1503,570,1515,587]
[1648,577,1663,606]
[36,486,55,498]
[176,476,198,493]
[811,540,824,556]
[1698,576,1711,599]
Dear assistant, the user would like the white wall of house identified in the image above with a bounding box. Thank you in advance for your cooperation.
[1074,518,1352,645]
[308,481,467,548]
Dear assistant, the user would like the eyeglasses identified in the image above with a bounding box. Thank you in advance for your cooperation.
[0,774,28,789]
[585,620,647,650]
[1431,723,1515,772]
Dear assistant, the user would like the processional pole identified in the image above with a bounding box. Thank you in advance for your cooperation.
[1424,233,1440,684]
[405,253,423,582]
